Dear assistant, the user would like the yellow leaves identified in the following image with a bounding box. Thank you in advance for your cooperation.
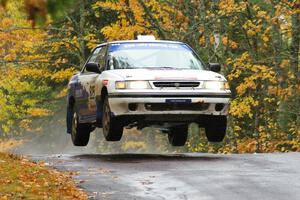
[237,139,256,153]
[0,196,8,200]
[221,36,229,46]
[243,19,263,37]
[0,17,47,62]
[257,11,267,18]
[0,152,88,199]
[236,76,257,95]
[56,87,68,99]
[275,140,300,152]
[130,0,144,23]
[0,139,23,152]
[95,0,180,41]
[84,33,98,50]
[246,29,256,37]
[209,35,214,45]
[263,97,275,103]
[0,17,13,28]
[0,2,74,133]
[94,1,124,11]
[262,35,269,42]
[19,67,51,79]
[198,36,205,46]
[51,67,77,83]
[221,36,238,49]
[27,108,53,117]
[234,126,241,131]
[96,0,149,40]
[19,119,32,130]
[218,0,246,16]
[229,96,258,118]
[230,41,238,49]
[122,141,146,151]
[280,59,290,68]
[235,64,276,95]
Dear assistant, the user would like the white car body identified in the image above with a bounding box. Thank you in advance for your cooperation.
[102,69,230,116]
[67,38,231,146]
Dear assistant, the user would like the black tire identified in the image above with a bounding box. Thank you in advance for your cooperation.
[205,116,227,142]
[168,125,188,146]
[71,110,91,146]
[102,96,123,141]
[66,104,74,134]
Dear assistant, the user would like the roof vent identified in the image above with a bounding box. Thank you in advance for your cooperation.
[137,35,156,41]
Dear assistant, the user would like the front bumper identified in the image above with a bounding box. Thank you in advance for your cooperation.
[108,92,230,116]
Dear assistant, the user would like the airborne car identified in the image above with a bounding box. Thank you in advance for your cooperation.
[67,36,231,146]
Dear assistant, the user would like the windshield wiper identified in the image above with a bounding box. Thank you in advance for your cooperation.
[157,67,177,70]
[141,66,179,70]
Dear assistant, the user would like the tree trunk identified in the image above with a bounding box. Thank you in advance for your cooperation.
[290,13,300,81]
[78,0,86,66]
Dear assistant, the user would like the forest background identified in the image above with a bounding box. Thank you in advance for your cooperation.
[0,0,299,153]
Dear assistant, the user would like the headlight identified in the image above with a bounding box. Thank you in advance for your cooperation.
[203,81,230,90]
[115,81,151,89]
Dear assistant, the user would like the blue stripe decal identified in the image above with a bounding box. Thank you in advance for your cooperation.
[108,43,190,52]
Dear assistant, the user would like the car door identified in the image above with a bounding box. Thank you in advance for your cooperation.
[87,45,108,115]
[76,46,106,121]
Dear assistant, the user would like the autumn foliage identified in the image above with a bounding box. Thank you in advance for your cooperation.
[0,152,87,199]
[0,0,299,153]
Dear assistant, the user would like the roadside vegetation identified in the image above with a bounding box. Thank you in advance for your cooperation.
[0,152,87,199]
[0,0,299,154]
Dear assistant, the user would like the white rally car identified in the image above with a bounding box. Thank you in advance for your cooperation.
[67,36,231,146]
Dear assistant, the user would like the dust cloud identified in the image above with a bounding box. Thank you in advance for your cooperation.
[13,100,185,155]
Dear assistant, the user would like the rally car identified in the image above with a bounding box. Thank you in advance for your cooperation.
[66,36,231,146]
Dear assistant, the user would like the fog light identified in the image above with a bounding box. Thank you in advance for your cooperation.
[128,103,138,111]
[215,103,224,111]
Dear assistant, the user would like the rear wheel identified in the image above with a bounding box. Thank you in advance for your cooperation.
[102,96,123,141]
[205,116,227,142]
[168,125,188,146]
[71,110,91,146]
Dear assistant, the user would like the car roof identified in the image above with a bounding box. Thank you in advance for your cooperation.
[95,39,185,48]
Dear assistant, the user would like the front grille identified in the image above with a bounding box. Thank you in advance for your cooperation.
[153,81,200,88]
[145,103,209,111]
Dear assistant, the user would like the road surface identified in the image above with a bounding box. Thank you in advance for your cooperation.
[29,153,300,200]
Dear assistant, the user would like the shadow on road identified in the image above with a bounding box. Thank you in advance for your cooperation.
[72,153,229,163]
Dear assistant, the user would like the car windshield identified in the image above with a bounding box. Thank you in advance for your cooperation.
[108,42,205,70]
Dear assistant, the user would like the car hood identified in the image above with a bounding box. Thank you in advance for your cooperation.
[109,69,227,81]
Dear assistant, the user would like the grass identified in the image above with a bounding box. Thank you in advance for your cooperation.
[0,152,87,199]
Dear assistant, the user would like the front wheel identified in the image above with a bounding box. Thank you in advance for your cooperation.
[71,111,91,146]
[102,96,123,141]
[205,116,227,142]
[168,125,188,146]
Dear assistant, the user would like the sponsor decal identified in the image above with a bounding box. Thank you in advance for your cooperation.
[109,42,190,52]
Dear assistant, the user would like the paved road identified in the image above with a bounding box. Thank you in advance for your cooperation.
[30,153,300,200]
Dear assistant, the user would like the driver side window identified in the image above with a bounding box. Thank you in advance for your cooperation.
[89,47,101,64]
[83,47,102,73]
[84,46,107,73]
[97,46,107,72]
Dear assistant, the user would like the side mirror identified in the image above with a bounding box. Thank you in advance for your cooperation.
[208,63,221,72]
[85,63,101,73]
